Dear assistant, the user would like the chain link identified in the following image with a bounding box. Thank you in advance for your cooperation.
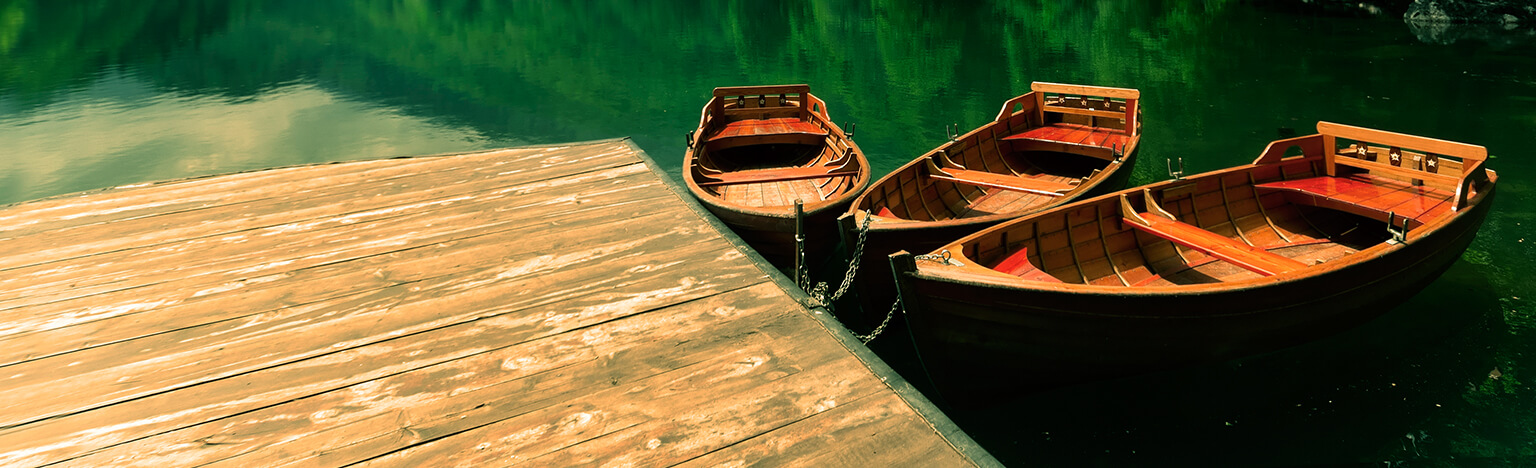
[806,211,873,305]
[913,249,962,266]
[796,231,808,290]
[826,211,873,302]
[853,297,902,344]
[791,211,900,344]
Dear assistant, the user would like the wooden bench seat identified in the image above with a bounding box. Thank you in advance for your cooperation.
[1254,175,1453,229]
[923,158,1073,196]
[1120,192,1305,277]
[1125,212,1307,276]
[1001,123,1131,160]
[707,118,828,141]
[695,166,857,187]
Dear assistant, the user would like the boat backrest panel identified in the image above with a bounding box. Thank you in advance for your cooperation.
[1315,121,1492,209]
[1029,82,1140,136]
[711,84,813,122]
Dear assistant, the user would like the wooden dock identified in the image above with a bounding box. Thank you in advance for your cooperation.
[0,139,997,467]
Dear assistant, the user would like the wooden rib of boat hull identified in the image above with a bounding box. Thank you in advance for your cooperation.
[893,190,1492,404]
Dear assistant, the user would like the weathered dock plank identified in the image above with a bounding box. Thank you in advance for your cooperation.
[0,139,995,467]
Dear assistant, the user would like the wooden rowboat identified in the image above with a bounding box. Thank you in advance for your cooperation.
[890,122,1498,404]
[683,84,870,269]
[839,82,1140,329]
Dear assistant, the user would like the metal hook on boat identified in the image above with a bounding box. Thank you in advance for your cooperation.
[1166,157,1184,180]
[844,122,856,140]
[914,249,963,267]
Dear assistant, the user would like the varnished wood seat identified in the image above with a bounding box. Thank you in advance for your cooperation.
[1255,175,1453,229]
[1001,123,1132,160]
[707,118,827,141]
[922,157,1074,196]
[695,166,859,187]
[1120,192,1307,277]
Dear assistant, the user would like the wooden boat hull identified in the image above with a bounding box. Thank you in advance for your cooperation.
[840,150,1134,329]
[840,82,1144,330]
[683,85,870,270]
[895,187,1492,403]
[891,123,1499,406]
[699,194,851,268]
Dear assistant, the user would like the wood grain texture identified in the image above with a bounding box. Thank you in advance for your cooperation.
[0,140,984,467]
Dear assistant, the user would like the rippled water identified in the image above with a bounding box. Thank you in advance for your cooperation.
[1,1,1532,465]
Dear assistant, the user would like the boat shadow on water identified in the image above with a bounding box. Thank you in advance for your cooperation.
[919,260,1507,466]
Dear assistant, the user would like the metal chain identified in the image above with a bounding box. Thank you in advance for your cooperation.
[808,211,873,305]
[796,232,808,290]
[913,249,962,266]
[828,211,873,302]
[853,297,902,344]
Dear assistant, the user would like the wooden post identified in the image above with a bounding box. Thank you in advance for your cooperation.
[1124,98,1139,136]
[1322,133,1338,177]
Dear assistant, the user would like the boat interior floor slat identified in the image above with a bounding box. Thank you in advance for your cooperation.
[959,189,1051,219]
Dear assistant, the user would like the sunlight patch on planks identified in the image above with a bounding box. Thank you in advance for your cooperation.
[0,139,989,467]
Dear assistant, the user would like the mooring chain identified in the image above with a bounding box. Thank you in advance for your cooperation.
[794,211,902,344]
[913,249,963,266]
[854,248,958,343]
[809,211,873,306]
[852,297,902,344]
[796,233,809,290]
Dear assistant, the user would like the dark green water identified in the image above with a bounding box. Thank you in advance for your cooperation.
[1,1,1532,465]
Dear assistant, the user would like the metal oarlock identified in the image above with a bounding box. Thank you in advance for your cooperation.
[1167,157,1185,180]
[844,122,856,140]
[946,123,960,142]
[1386,211,1410,244]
